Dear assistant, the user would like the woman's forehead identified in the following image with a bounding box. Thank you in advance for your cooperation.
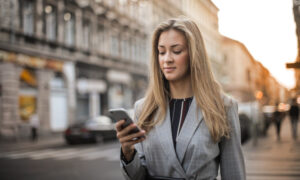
[158,29,186,46]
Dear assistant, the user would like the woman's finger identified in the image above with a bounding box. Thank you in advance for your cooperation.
[119,130,145,143]
[122,137,145,147]
[115,120,125,132]
[117,123,139,138]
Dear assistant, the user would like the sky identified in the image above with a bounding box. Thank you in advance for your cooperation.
[211,0,297,89]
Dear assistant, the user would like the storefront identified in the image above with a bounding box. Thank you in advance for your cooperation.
[76,62,107,121]
[49,73,68,131]
[19,68,38,123]
[0,50,66,138]
[107,70,133,110]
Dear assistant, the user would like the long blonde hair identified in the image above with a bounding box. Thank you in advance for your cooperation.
[137,17,229,142]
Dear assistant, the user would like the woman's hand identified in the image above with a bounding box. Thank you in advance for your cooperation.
[116,120,146,161]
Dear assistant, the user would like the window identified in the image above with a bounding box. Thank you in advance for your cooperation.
[121,37,129,60]
[125,39,130,60]
[110,33,119,57]
[44,4,57,41]
[64,12,75,46]
[82,20,90,50]
[23,0,35,35]
[104,28,110,54]
[135,38,140,62]
[97,25,105,53]
[132,38,138,62]
[130,38,135,61]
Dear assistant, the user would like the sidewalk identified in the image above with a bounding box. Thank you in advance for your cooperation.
[0,133,65,152]
[243,117,300,180]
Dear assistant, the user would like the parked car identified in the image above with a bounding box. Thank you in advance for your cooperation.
[64,115,116,145]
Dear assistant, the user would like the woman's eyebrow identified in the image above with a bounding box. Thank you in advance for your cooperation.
[158,44,183,48]
[171,44,182,48]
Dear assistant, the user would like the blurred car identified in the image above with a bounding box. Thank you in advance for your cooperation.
[64,115,116,145]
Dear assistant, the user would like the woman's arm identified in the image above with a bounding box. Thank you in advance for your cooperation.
[121,142,147,180]
[219,99,246,180]
[119,99,148,180]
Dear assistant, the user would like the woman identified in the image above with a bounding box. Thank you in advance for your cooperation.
[116,17,246,180]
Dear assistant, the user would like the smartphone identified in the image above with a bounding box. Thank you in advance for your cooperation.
[109,108,145,138]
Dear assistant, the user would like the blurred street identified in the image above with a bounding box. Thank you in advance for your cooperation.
[0,116,299,180]
[0,139,124,180]
[243,116,300,180]
[0,0,300,179]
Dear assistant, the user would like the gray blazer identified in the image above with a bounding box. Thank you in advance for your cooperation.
[121,95,246,180]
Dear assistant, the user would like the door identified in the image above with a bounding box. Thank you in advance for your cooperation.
[50,77,68,131]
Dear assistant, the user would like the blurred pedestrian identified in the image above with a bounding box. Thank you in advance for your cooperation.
[115,17,245,180]
[273,103,284,141]
[29,113,39,142]
[289,98,299,140]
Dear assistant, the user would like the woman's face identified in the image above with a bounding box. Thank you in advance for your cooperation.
[158,29,189,83]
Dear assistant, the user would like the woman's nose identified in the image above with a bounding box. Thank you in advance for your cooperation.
[163,52,173,63]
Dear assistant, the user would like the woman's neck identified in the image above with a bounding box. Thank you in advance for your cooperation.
[169,78,193,99]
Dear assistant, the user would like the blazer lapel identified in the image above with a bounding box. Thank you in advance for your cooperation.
[154,105,186,177]
[176,98,204,163]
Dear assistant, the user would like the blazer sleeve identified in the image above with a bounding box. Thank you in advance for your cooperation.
[120,99,147,180]
[219,100,246,180]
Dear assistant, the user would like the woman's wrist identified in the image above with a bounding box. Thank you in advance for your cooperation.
[122,148,135,162]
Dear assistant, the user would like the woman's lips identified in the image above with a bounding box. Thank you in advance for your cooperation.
[164,67,176,73]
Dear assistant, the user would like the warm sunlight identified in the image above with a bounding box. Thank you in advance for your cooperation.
[213,0,297,89]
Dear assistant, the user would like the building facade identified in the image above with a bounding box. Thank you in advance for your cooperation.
[0,0,149,139]
[183,0,226,84]
[222,37,288,105]
[0,0,287,140]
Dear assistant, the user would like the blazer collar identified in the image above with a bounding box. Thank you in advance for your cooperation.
[176,97,203,163]
[154,98,203,175]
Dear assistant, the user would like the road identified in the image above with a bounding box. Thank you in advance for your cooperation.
[1,117,300,180]
[0,140,123,180]
[243,117,300,180]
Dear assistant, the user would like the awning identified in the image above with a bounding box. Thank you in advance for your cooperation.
[107,70,132,85]
[77,78,107,94]
[0,50,63,72]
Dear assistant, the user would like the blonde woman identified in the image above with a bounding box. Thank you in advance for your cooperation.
[116,17,246,180]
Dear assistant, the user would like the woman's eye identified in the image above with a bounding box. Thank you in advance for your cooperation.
[158,52,165,55]
[173,51,182,54]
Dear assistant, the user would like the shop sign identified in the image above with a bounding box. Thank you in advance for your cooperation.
[20,69,37,86]
[107,70,132,85]
[0,50,63,72]
[77,78,107,94]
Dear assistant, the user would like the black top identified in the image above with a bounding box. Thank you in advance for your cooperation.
[289,104,299,117]
[169,97,193,148]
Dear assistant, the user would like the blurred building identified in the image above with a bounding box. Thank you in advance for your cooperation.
[0,0,288,140]
[222,37,257,102]
[222,37,288,105]
[0,0,148,139]
[183,0,226,84]
[287,0,300,96]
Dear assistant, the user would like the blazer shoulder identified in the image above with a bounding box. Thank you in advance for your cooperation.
[221,93,238,108]
[134,98,145,110]
[133,98,146,120]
